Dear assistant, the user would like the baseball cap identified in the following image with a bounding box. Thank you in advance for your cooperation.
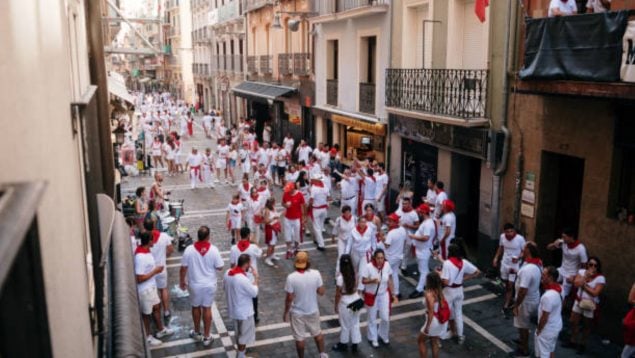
[416,204,431,215]
[295,251,309,269]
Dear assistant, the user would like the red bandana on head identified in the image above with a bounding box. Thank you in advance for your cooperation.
[544,283,562,293]
[135,246,151,255]
[567,240,581,249]
[237,239,250,252]
[228,266,247,277]
[194,241,211,256]
[449,257,463,271]
[152,229,161,244]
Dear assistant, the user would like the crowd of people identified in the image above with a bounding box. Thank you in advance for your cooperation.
[125,92,633,358]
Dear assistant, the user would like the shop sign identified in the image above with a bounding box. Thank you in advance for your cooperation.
[331,114,386,136]
[285,101,302,125]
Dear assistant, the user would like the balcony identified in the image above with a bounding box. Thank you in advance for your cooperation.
[259,55,272,74]
[359,82,375,114]
[327,80,338,106]
[233,54,244,74]
[312,0,389,22]
[243,0,274,13]
[385,69,488,120]
[247,56,258,73]
[293,53,311,76]
[278,54,292,76]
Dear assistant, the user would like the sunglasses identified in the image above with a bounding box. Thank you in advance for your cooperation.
[587,262,598,267]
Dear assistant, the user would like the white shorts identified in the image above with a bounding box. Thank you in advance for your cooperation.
[420,315,448,337]
[229,217,242,230]
[216,159,227,169]
[375,197,386,213]
[155,272,168,289]
[535,330,558,358]
[572,300,596,319]
[189,286,216,307]
[139,286,160,315]
[152,149,162,157]
[284,217,301,243]
[235,317,256,345]
[513,301,538,329]
[501,263,519,281]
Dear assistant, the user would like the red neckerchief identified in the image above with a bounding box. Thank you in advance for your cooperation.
[342,214,353,222]
[505,233,516,241]
[258,186,267,192]
[544,283,562,294]
[356,225,368,235]
[364,213,375,222]
[301,144,307,147]
[237,240,250,252]
[250,194,259,201]
[296,269,306,274]
[567,240,581,249]
[135,246,151,255]
[525,257,543,267]
[436,188,444,194]
[152,229,161,244]
[401,206,413,213]
[585,271,601,280]
[231,199,240,205]
[388,224,400,231]
[449,257,464,271]
[372,259,385,270]
[194,241,211,256]
[228,266,246,276]
[312,181,324,188]
[367,175,376,182]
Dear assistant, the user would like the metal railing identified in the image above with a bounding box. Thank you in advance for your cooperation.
[314,0,387,16]
[293,53,311,76]
[359,82,375,114]
[243,0,274,13]
[233,54,244,73]
[278,53,292,76]
[247,55,258,73]
[259,55,272,74]
[327,79,338,106]
[385,68,488,119]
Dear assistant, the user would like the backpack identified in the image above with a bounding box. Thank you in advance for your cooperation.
[434,297,451,324]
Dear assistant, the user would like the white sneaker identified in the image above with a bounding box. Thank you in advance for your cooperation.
[265,258,274,267]
[147,335,162,346]
[203,335,214,346]
[458,335,466,345]
[319,353,329,358]
[371,340,379,348]
[155,327,174,338]
[189,330,203,342]
[271,255,280,261]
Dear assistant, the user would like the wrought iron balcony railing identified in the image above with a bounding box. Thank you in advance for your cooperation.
[385,68,488,119]
[247,56,258,73]
[359,82,375,114]
[293,53,311,76]
[315,0,387,16]
[327,79,338,106]
[259,55,272,74]
[279,54,292,76]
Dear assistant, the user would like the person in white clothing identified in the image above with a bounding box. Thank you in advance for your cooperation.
[423,179,437,208]
[224,254,259,358]
[226,194,244,245]
[373,164,389,219]
[586,0,610,13]
[535,266,563,358]
[179,226,225,346]
[361,249,398,348]
[512,242,542,358]
[359,168,377,211]
[135,231,173,346]
[283,251,328,358]
[433,181,448,219]
[151,136,165,170]
[418,271,448,358]
[546,228,588,301]
[332,205,357,274]
[275,145,289,185]
[144,219,174,324]
[332,254,362,353]
[283,132,295,155]
[438,244,480,344]
[439,199,457,260]
[263,122,272,143]
[202,112,213,138]
[238,173,252,202]
[202,148,216,188]
[229,228,264,323]
[396,197,420,272]
[337,169,360,217]
[245,187,265,245]
[239,142,251,176]
[216,138,230,184]
[185,148,204,189]
[548,0,578,16]
[492,223,527,310]
[296,140,312,164]
[409,204,436,298]
[263,197,282,267]
[346,217,376,274]
[309,174,330,251]
[383,213,407,299]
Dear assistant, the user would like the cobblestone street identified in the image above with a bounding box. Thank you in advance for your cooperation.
[121,119,622,358]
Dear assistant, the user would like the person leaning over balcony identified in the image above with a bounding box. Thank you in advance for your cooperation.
[548,0,579,16]
[586,0,610,13]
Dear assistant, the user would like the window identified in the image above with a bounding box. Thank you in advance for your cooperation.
[608,105,635,219]
[360,36,376,84]
[327,39,338,80]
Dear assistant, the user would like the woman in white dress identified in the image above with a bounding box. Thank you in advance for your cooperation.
[418,272,449,358]
[332,205,357,274]
[262,197,282,267]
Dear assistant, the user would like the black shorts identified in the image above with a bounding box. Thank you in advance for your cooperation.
[277,166,286,177]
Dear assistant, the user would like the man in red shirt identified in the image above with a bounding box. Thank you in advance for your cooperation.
[283,182,306,259]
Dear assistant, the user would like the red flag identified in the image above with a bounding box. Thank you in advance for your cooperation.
[475,0,489,23]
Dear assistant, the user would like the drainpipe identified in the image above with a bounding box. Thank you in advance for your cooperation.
[491,0,514,241]
[385,0,395,206]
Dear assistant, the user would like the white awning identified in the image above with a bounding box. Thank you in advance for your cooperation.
[107,74,135,104]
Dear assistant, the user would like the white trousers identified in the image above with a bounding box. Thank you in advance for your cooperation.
[246,216,261,245]
[401,239,413,270]
[444,286,465,336]
[415,253,431,292]
[366,291,390,343]
[338,300,362,344]
[335,239,348,274]
[388,259,402,296]
[351,250,369,274]
[284,217,301,244]
[190,168,203,189]
[311,208,327,248]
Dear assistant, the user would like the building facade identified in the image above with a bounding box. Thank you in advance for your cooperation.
[311,0,391,163]
[192,0,214,111]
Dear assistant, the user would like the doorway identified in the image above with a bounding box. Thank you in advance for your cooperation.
[402,141,438,206]
[451,153,481,251]
[535,152,585,265]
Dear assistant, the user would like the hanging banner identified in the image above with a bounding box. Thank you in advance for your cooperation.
[621,20,635,83]
[284,100,302,125]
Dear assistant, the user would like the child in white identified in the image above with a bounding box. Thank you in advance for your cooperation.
[226,195,244,244]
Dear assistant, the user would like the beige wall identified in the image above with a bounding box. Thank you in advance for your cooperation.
[502,93,635,338]
[0,0,95,357]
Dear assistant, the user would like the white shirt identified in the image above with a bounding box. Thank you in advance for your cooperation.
[310,185,330,208]
[285,170,299,183]
[441,258,478,287]
[576,269,605,303]
[425,188,437,206]
[548,0,578,16]
[263,126,272,142]
[413,218,436,258]
[150,232,172,267]
[285,269,324,315]
[586,0,610,12]
[361,262,392,295]
[202,115,212,128]
[516,262,542,304]
[217,144,230,160]
[238,183,252,202]
[135,251,157,293]
[276,148,288,167]
[396,208,420,234]
[499,234,526,266]
[384,226,408,262]
[257,148,269,166]
[374,173,388,200]
[434,191,448,218]
[340,177,358,199]
[187,153,203,167]
[555,240,588,275]
[227,202,244,219]
[229,243,263,274]
[332,216,357,242]
[224,270,258,320]
[181,243,224,288]
[362,177,376,201]
[283,137,294,153]
[297,145,312,164]
[441,212,456,241]
[246,195,265,217]
[539,288,563,333]
[268,148,278,166]
[346,226,375,254]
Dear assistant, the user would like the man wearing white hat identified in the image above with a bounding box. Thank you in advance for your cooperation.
[309,173,330,251]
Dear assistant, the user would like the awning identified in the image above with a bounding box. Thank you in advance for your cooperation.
[107,74,135,104]
[232,81,296,101]
[312,105,386,136]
